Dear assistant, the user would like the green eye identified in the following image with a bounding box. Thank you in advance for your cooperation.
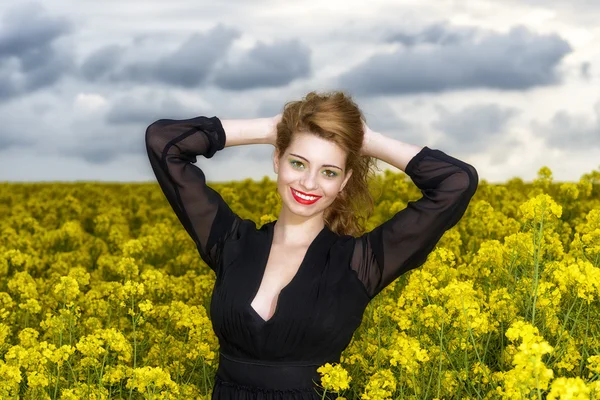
[289,159,337,178]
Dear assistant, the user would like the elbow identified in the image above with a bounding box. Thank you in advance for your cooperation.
[145,119,164,138]
[453,165,479,200]
[145,119,168,151]
[466,164,479,195]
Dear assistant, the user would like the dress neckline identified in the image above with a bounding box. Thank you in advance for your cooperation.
[248,220,330,324]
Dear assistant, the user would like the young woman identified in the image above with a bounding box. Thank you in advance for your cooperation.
[145,90,479,399]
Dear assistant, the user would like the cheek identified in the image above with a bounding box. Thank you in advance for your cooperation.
[277,167,297,185]
[322,182,342,198]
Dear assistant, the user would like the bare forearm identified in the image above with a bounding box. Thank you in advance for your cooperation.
[220,118,274,147]
[364,130,424,172]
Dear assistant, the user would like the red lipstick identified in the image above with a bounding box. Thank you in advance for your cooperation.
[290,188,321,205]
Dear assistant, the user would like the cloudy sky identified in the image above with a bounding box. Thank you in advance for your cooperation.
[1,0,599,184]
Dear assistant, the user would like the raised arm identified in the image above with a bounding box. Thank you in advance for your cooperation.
[351,132,479,299]
[145,115,242,272]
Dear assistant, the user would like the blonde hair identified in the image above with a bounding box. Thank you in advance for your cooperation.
[275,90,379,236]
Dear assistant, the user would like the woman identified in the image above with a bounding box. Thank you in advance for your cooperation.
[145,90,479,399]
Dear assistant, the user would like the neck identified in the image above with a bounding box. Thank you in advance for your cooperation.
[273,210,325,247]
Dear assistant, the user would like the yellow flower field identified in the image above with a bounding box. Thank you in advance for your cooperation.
[1,165,599,399]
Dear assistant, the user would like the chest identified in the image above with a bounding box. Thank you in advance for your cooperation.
[249,244,308,322]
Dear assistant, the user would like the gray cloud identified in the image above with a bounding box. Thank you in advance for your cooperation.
[357,98,423,145]
[80,44,126,81]
[256,98,286,118]
[79,24,241,87]
[0,2,70,56]
[79,28,312,91]
[70,90,246,164]
[385,22,477,47]
[432,103,519,155]
[580,62,591,80]
[241,145,276,163]
[532,102,600,151]
[337,25,572,95]
[211,39,312,90]
[0,2,75,101]
[434,103,518,139]
[56,127,141,165]
[0,127,36,150]
[0,104,47,151]
[105,94,199,125]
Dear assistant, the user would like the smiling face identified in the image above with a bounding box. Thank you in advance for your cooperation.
[273,131,353,220]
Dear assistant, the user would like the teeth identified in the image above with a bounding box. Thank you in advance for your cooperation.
[293,189,317,201]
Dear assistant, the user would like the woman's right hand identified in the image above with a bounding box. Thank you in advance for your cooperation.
[267,113,282,146]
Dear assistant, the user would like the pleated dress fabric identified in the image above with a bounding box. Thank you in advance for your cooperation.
[145,115,479,399]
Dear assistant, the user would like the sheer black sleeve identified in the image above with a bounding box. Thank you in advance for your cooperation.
[145,115,242,272]
[351,146,479,299]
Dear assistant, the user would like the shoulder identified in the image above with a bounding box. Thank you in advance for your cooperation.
[236,218,275,243]
[239,218,269,236]
[326,230,356,255]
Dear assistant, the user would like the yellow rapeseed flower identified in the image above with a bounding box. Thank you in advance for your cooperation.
[53,276,81,306]
[386,331,429,373]
[126,366,179,396]
[547,377,590,400]
[361,369,396,400]
[0,360,21,397]
[317,362,352,392]
[519,193,562,222]
[497,320,554,398]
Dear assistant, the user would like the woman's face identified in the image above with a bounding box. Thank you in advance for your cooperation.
[273,131,353,219]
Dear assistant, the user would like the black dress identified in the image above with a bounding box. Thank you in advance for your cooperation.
[145,115,479,399]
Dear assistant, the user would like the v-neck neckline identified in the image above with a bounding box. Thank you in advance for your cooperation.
[248,220,329,325]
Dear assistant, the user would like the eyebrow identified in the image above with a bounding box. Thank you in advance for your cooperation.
[289,153,343,171]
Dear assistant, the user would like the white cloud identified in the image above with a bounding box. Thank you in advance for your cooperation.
[73,93,107,113]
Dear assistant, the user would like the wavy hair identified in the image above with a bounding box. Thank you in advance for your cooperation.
[274,90,379,237]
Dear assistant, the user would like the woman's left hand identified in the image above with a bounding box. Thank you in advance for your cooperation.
[361,120,374,156]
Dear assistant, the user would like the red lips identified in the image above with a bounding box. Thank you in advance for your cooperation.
[290,188,321,205]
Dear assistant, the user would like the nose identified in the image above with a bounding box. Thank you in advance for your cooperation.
[299,170,319,192]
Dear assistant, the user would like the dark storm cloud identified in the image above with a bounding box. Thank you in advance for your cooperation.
[0,2,74,102]
[532,103,600,151]
[338,25,572,95]
[79,24,241,87]
[105,95,199,125]
[432,103,519,154]
[211,39,312,90]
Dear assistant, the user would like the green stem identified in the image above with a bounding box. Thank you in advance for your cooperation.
[375,295,382,370]
[436,308,445,399]
[550,296,579,354]
[321,387,328,400]
[461,295,487,398]
[128,295,137,400]
[52,364,60,400]
[175,330,189,385]
[99,345,109,386]
[531,202,545,325]
[579,301,591,376]
[549,299,585,366]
